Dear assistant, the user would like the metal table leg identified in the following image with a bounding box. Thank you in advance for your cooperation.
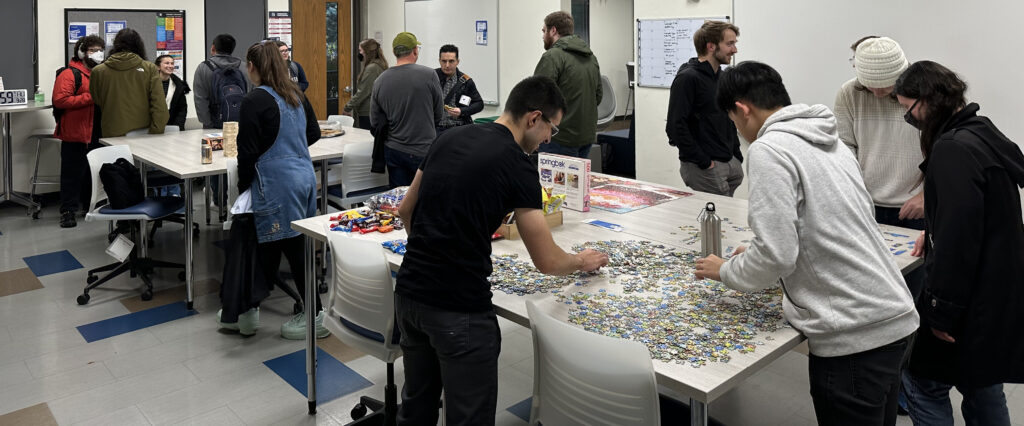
[184,178,195,310]
[305,234,318,414]
[691,398,707,426]
[0,112,40,209]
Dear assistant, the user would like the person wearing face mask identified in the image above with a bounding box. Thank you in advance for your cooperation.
[893,61,1024,426]
[343,38,388,130]
[155,55,190,129]
[394,75,608,425]
[52,34,105,228]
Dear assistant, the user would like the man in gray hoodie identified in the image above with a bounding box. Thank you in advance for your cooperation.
[193,34,248,129]
[694,61,919,425]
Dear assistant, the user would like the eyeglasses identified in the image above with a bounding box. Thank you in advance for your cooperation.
[86,47,103,53]
[848,56,855,68]
[539,113,559,138]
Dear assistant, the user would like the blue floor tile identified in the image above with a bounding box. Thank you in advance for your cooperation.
[507,397,532,422]
[264,347,373,403]
[76,301,197,342]
[22,250,83,277]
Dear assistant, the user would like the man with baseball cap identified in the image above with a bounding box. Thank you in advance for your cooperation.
[370,31,444,188]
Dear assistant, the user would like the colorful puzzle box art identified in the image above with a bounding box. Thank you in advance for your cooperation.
[589,174,694,214]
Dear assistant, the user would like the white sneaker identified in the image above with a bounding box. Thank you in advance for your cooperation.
[217,308,259,336]
[281,310,330,340]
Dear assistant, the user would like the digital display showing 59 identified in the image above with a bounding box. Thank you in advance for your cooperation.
[0,90,28,106]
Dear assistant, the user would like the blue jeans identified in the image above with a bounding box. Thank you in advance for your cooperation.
[901,373,1010,426]
[385,147,423,189]
[536,141,592,159]
[394,294,501,426]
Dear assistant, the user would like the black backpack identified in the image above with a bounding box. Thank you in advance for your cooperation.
[53,66,83,134]
[205,61,247,128]
[99,158,145,209]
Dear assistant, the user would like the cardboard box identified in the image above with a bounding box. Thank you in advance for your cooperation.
[203,133,224,151]
[538,153,590,211]
[495,211,562,240]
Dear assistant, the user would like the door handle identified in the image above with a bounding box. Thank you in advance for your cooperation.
[343,86,352,94]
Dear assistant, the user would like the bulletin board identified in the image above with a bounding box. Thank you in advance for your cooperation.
[405,0,499,106]
[636,16,728,88]
[64,9,187,79]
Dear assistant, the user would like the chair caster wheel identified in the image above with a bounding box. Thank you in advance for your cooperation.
[87,275,98,284]
[293,303,303,315]
[350,403,367,420]
[318,281,328,294]
[31,209,40,219]
[141,290,153,301]
[178,271,186,281]
[77,294,90,305]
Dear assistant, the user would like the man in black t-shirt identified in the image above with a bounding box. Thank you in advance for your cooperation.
[395,76,609,425]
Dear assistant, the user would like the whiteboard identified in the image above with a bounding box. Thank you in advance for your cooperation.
[405,0,499,105]
[636,17,728,88]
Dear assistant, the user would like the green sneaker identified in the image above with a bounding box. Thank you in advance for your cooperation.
[281,310,330,340]
[218,308,259,336]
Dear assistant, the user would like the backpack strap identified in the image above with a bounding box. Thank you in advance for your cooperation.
[204,60,218,72]
[70,67,83,95]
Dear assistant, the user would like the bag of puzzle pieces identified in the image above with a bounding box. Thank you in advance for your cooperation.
[365,186,408,214]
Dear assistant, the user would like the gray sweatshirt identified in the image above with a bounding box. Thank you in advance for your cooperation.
[719,104,919,357]
[370,63,443,157]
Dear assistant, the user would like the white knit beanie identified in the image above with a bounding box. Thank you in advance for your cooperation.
[855,37,908,88]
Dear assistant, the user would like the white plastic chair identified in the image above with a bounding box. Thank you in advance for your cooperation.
[79,145,185,305]
[327,141,389,209]
[323,232,401,423]
[327,115,355,128]
[596,75,617,130]
[526,300,660,426]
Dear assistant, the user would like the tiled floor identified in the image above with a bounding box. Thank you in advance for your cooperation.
[1,197,1021,425]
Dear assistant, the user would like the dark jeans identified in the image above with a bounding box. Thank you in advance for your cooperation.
[257,235,321,312]
[60,140,100,213]
[385,147,423,189]
[357,115,372,131]
[536,141,592,159]
[808,335,913,426]
[394,293,501,426]
[901,373,1011,426]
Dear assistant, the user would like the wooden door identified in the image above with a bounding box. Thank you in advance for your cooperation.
[292,0,353,120]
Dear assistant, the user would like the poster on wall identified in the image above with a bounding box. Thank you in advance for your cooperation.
[156,11,184,51]
[475,20,488,45]
[68,22,100,42]
[104,20,126,46]
[156,50,185,80]
[268,11,292,47]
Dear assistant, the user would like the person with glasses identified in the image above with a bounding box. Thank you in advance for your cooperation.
[274,40,308,92]
[52,34,105,228]
[894,60,1024,426]
[393,75,608,425]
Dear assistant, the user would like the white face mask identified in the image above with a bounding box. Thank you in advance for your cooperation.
[88,51,104,63]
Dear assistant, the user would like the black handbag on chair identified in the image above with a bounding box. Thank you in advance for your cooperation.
[98,158,145,209]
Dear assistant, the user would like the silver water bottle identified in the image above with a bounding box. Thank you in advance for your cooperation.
[698,202,722,257]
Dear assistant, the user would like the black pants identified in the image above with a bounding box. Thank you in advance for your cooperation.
[357,115,372,131]
[60,140,100,213]
[809,334,914,426]
[257,235,322,312]
[394,293,501,426]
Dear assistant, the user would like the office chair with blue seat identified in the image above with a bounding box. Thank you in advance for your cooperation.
[77,145,186,305]
[323,232,401,425]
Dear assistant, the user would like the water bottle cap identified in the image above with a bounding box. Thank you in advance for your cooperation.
[705,202,716,212]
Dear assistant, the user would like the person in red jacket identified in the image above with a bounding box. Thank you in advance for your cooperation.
[53,34,105,228]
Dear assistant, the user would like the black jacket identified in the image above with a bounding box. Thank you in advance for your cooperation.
[910,103,1024,387]
[165,74,190,129]
[434,68,484,126]
[665,58,742,169]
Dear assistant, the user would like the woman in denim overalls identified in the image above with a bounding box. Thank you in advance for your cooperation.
[217,41,326,339]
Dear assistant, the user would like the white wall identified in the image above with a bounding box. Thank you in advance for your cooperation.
[589,0,633,118]
[632,0,734,191]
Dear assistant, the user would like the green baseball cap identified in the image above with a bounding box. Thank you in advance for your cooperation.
[393,32,421,51]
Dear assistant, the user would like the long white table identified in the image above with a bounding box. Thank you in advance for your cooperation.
[101,127,369,309]
[0,100,51,212]
[291,175,922,422]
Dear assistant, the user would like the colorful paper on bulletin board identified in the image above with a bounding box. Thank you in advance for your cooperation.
[175,18,183,40]
[165,41,183,50]
[588,174,693,214]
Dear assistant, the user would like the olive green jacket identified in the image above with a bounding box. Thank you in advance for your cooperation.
[90,52,169,137]
[345,62,385,116]
[534,35,602,147]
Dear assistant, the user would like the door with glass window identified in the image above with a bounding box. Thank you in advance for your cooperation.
[292,0,353,120]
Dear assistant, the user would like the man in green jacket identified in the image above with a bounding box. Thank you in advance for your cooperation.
[90,28,168,137]
[534,11,602,159]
